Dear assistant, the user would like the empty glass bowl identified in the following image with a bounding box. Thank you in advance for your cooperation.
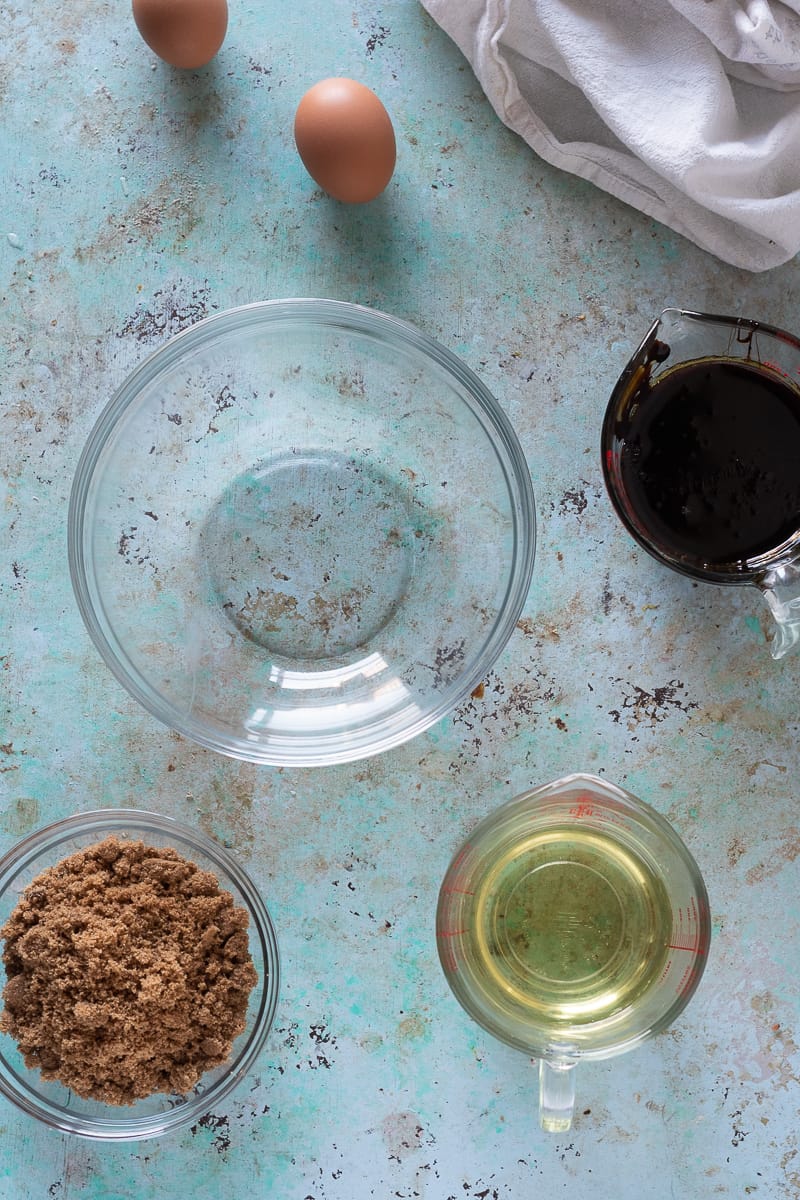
[0,809,279,1140]
[68,299,536,766]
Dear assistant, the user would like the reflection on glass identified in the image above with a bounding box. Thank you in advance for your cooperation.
[244,652,419,736]
[267,652,387,690]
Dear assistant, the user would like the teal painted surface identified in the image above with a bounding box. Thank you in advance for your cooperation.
[2,0,800,1196]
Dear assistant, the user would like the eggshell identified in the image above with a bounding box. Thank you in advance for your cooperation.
[132,0,228,69]
[294,78,396,204]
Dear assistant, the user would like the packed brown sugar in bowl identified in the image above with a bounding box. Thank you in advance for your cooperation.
[0,836,258,1105]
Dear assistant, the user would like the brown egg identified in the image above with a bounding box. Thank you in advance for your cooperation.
[132,0,228,69]
[294,78,396,204]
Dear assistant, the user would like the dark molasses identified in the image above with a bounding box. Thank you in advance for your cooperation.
[618,356,800,565]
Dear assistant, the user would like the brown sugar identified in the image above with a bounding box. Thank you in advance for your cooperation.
[0,835,258,1105]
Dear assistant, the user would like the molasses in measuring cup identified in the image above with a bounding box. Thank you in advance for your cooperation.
[436,774,710,1133]
[602,308,800,658]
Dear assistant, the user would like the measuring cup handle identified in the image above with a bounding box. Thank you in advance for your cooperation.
[538,1058,577,1133]
[756,560,800,659]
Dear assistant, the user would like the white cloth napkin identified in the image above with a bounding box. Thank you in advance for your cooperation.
[420,0,800,271]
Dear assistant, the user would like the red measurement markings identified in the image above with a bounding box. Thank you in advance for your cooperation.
[762,358,791,380]
[676,961,703,998]
[442,845,475,895]
[568,794,628,827]
[436,927,469,974]
[569,798,595,819]
[668,896,707,954]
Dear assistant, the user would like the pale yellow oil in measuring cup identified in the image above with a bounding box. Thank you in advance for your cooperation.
[437,774,710,1132]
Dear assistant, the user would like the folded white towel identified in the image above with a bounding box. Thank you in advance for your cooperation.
[421,0,800,271]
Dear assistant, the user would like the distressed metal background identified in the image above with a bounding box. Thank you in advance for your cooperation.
[1,1,799,1196]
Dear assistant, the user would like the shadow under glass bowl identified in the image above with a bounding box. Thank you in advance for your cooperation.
[0,809,279,1141]
[68,299,536,767]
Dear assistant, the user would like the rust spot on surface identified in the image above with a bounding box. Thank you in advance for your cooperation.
[745,826,800,884]
[559,487,588,516]
[727,835,746,868]
[608,678,697,727]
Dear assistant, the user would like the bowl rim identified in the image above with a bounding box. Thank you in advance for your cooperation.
[67,297,537,767]
[0,808,280,1141]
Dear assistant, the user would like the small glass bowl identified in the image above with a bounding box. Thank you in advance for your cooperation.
[68,299,536,767]
[0,809,280,1141]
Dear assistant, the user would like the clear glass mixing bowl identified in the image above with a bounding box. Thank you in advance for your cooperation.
[0,809,279,1140]
[68,299,536,766]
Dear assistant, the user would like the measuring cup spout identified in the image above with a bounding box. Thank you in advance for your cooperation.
[756,560,800,659]
[538,1058,577,1132]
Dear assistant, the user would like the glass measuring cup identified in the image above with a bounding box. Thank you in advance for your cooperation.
[436,773,710,1132]
[601,307,800,659]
